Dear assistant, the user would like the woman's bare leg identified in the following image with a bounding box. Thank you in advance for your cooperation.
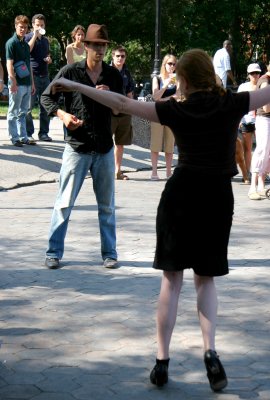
[156,270,183,359]
[151,151,159,177]
[194,274,217,352]
[242,132,253,173]
[165,152,173,178]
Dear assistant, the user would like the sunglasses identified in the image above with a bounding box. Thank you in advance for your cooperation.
[115,54,125,58]
[167,62,176,66]
[249,71,260,75]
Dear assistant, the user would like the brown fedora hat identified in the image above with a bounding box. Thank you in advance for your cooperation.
[83,24,109,43]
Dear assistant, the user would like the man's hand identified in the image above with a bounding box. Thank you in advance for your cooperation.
[9,80,17,94]
[62,112,83,131]
[33,27,41,38]
[44,56,52,65]
[96,84,110,91]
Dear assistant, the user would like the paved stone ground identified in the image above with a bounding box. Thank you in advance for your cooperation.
[0,119,270,399]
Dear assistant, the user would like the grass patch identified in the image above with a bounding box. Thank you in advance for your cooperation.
[0,101,39,119]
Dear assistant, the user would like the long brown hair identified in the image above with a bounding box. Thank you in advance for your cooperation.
[71,25,85,42]
[176,49,225,94]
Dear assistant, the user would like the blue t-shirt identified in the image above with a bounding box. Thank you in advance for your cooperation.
[25,32,50,76]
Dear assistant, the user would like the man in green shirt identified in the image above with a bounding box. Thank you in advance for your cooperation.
[6,15,35,147]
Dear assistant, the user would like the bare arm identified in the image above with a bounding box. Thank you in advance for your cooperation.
[249,84,270,112]
[50,77,160,122]
[227,70,237,86]
[65,46,74,64]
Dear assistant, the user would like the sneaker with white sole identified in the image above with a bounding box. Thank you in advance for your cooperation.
[27,136,37,145]
[103,258,118,269]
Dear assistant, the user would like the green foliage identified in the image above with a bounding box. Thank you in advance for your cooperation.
[105,40,153,83]
[1,0,270,85]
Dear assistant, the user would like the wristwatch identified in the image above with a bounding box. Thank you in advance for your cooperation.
[0,79,3,83]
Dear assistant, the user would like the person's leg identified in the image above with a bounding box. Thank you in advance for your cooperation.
[164,127,175,178]
[150,151,159,178]
[165,153,173,178]
[257,174,266,193]
[156,270,183,359]
[17,85,31,142]
[250,117,270,195]
[194,273,228,392]
[114,115,132,179]
[150,270,183,387]
[91,147,117,261]
[26,76,37,138]
[194,274,217,351]
[7,88,22,144]
[38,76,51,137]
[46,145,91,260]
[241,131,253,174]
[150,122,163,179]
[114,144,125,176]
[235,137,249,182]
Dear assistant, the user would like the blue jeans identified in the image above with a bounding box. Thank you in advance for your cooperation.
[46,144,117,261]
[7,85,31,143]
[26,75,50,137]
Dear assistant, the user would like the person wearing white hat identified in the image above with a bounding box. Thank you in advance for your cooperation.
[248,62,270,199]
[237,63,261,190]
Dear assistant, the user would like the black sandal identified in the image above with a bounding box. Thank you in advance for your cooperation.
[204,350,228,392]
[150,358,169,387]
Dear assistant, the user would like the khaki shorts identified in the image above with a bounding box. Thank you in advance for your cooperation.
[111,114,133,145]
[150,122,175,153]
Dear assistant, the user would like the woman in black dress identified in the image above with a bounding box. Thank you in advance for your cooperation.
[49,48,270,393]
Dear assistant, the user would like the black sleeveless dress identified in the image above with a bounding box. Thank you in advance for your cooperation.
[153,90,249,276]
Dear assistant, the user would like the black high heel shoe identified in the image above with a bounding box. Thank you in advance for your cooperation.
[150,358,169,387]
[204,350,228,392]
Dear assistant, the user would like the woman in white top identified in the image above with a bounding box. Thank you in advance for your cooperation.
[237,63,261,183]
[248,63,270,199]
[65,25,87,64]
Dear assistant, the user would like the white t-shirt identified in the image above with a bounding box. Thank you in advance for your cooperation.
[213,48,231,88]
[237,81,256,124]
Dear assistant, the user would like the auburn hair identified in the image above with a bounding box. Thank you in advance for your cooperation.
[176,49,225,94]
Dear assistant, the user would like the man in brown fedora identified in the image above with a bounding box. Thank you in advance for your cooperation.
[41,24,123,270]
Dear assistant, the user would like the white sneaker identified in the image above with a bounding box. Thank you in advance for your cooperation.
[248,192,261,200]
[27,136,36,145]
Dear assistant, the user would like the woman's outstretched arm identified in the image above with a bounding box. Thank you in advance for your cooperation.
[50,77,160,123]
[249,84,270,111]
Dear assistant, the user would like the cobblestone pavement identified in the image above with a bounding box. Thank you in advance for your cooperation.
[0,120,270,400]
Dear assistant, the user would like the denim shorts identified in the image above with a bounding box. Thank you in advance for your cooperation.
[240,122,255,133]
